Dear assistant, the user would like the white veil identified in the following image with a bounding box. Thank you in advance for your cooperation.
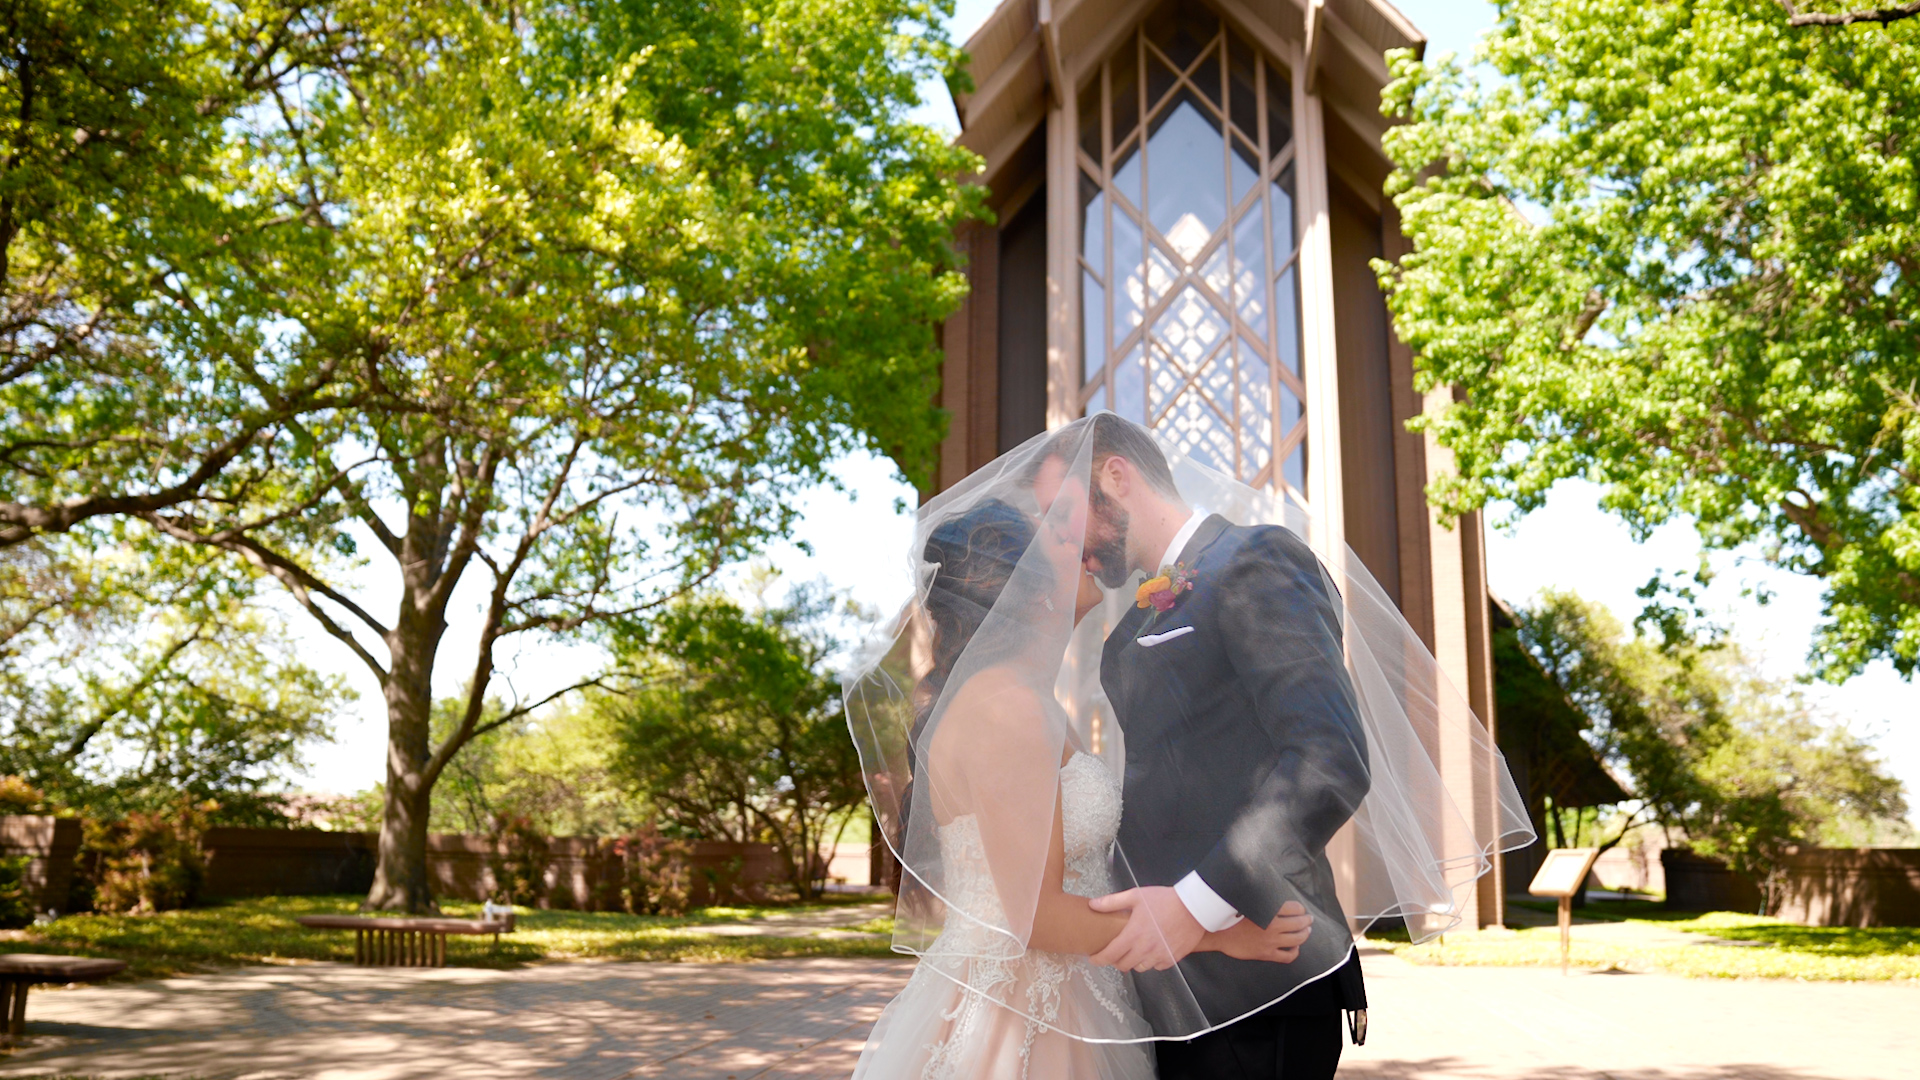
[843,413,1533,1042]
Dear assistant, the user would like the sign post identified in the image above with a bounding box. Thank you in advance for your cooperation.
[1526,847,1601,976]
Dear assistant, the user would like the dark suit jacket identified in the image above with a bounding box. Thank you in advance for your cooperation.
[1102,515,1370,1032]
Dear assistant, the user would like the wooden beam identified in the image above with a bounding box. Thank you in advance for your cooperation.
[1321,1,1394,91]
[1294,68,1345,554]
[960,30,1043,134]
[1040,0,1069,110]
[965,110,1046,193]
[937,225,978,492]
[1380,200,1434,650]
[1322,90,1391,164]
[1461,503,1504,930]
[1363,0,1427,57]
[1211,0,1307,78]
[1054,0,1158,93]
[1421,383,1488,930]
[1303,0,1325,94]
[1045,73,1079,428]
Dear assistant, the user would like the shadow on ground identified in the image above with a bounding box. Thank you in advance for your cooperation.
[1356,1060,1870,1080]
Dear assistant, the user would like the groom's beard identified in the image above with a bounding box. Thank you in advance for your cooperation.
[1085,485,1132,589]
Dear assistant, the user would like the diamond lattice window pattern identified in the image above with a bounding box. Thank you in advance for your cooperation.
[1078,0,1308,497]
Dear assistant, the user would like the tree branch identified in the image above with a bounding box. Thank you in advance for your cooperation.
[60,628,203,760]
[425,441,505,615]
[1778,0,1920,25]
[138,512,391,681]
[0,421,270,546]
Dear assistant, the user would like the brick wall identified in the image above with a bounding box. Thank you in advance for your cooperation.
[1662,846,1920,927]
[0,816,787,913]
[202,827,377,896]
[1661,848,1765,913]
[1772,847,1920,928]
[202,829,787,909]
[0,815,80,912]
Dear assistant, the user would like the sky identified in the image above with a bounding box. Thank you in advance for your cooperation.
[297,0,1916,820]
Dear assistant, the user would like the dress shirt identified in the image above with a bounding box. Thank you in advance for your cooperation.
[1154,508,1208,574]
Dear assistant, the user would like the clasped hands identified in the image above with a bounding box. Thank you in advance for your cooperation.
[1087,886,1312,972]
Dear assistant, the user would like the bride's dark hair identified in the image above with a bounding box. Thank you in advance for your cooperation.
[916,497,1043,725]
[902,497,1049,835]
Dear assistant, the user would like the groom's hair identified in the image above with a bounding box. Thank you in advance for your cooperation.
[1036,413,1181,501]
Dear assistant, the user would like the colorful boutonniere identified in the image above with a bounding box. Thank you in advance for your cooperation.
[1135,563,1196,612]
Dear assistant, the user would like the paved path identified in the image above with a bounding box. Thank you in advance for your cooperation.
[1342,947,1918,1080]
[2,948,1914,1078]
[0,958,912,1080]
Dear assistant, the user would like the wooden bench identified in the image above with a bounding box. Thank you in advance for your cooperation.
[294,915,513,967]
[0,954,128,1044]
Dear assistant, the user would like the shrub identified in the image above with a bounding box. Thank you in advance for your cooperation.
[488,814,550,907]
[0,854,33,928]
[0,775,45,814]
[620,825,691,916]
[82,801,212,913]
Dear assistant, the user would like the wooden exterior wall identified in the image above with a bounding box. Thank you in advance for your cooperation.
[937,132,1049,487]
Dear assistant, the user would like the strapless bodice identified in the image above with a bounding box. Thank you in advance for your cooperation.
[932,750,1121,941]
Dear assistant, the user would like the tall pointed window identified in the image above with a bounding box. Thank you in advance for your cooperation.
[1077,0,1305,498]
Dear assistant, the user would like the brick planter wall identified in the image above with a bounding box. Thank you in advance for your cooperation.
[2,815,822,912]
[197,827,782,909]
[0,815,80,912]
[1661,848,1765,914]
[1773,847,1920,928]
[1663,846,1920,927]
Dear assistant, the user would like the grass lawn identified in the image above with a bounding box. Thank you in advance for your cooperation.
[1368,899,1920,981]
[0,894,897,981]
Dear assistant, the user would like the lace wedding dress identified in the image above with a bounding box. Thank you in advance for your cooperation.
[852,752,1156,1079]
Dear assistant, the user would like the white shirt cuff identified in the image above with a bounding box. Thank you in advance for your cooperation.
[1173,871,1243,932]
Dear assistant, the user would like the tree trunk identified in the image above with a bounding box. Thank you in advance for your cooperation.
[366,763,435,912]
[364,604,444,912]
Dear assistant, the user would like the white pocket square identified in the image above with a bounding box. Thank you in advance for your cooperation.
[1137,625,1196,647]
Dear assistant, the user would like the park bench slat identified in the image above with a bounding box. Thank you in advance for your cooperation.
[0,953,128,1043]
[294,914,514,968]
[294,915,509,934]
[0,955,128,981]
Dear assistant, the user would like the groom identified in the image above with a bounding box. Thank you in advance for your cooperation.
[1035,415,1371,1080]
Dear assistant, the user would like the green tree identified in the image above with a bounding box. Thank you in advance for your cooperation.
[605,586,866,900]
[1513,590,1907,895]
[0,0,359,541]
[427,697,646,838]
[1,539,351,823]
[1377,1,1920,679]
[2,1,982,910]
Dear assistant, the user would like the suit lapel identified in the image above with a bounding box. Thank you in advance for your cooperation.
[1176,514,1231,567]
[1112,601,1153,654]
[1132,514,1231,639]
[1104,515,1233,728]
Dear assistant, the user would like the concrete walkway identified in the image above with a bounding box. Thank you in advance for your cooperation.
[1,948,1914,1078]
[0,958,909,1080]
[1342,947,1918,1080]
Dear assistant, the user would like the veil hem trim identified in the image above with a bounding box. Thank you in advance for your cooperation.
[894,939,1362,1045]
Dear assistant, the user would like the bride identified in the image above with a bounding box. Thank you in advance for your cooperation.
[844,416,1533,1079]
[849,491,1309,1079]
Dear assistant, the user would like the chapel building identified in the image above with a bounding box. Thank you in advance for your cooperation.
[934,0,1511,930]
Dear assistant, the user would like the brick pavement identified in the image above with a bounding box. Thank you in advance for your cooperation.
[2,947,1915,1078]
[0,958,915,1080]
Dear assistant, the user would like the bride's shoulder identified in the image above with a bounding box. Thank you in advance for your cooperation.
[945,664,1044,708]
[934,667,1050,737]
